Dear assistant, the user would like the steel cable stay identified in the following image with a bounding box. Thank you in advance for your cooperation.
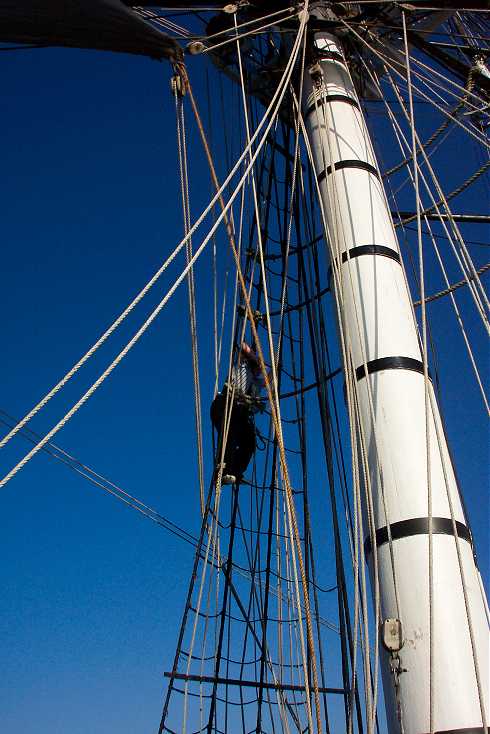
[199,6,298,46]
[202,10,301,55]
[0,408,341,610]
[136,6,192,38]
[0,409,199,546]
[4,414,338,672]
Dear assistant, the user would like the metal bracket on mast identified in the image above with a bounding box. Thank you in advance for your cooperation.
[381,619,407,729]
[382,618,404,653]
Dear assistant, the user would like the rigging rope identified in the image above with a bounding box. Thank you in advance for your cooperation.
[414,262,490,306]
[202,10,300,55]
[383,65,475,179]
[394,158,490,226]
[380,66,490,328]
[233,25,321,731]
[175,85,206,516]
[360,53,489,414]
[341,19,489,150]
[175,12,325,731]
[0,41,305,490]
[0,409,199,547]
[0,47,303,457]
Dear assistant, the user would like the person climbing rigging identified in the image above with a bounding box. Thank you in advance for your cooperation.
[211,341,266,485]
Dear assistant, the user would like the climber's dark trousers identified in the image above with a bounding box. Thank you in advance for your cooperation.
[211,392,256,481]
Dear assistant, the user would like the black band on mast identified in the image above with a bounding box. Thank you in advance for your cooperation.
[355,356,426,381]
[315,49,344,64]
[328,244,401,281]
[364,517,472,557]
[317,159,380,183]
[304,94,360,119]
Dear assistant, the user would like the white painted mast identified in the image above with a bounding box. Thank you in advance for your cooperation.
[301,22,489,734]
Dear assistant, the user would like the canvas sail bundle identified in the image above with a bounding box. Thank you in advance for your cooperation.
[0,0,181,59]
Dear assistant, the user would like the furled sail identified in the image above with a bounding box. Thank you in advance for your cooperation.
[0,0,181,59]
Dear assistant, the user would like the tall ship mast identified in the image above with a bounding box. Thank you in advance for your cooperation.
[1,2,489,733]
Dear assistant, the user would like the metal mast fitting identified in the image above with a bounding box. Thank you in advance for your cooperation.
[301,19,489,734]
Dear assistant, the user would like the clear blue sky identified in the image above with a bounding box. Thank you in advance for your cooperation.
[0,37,488,734]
